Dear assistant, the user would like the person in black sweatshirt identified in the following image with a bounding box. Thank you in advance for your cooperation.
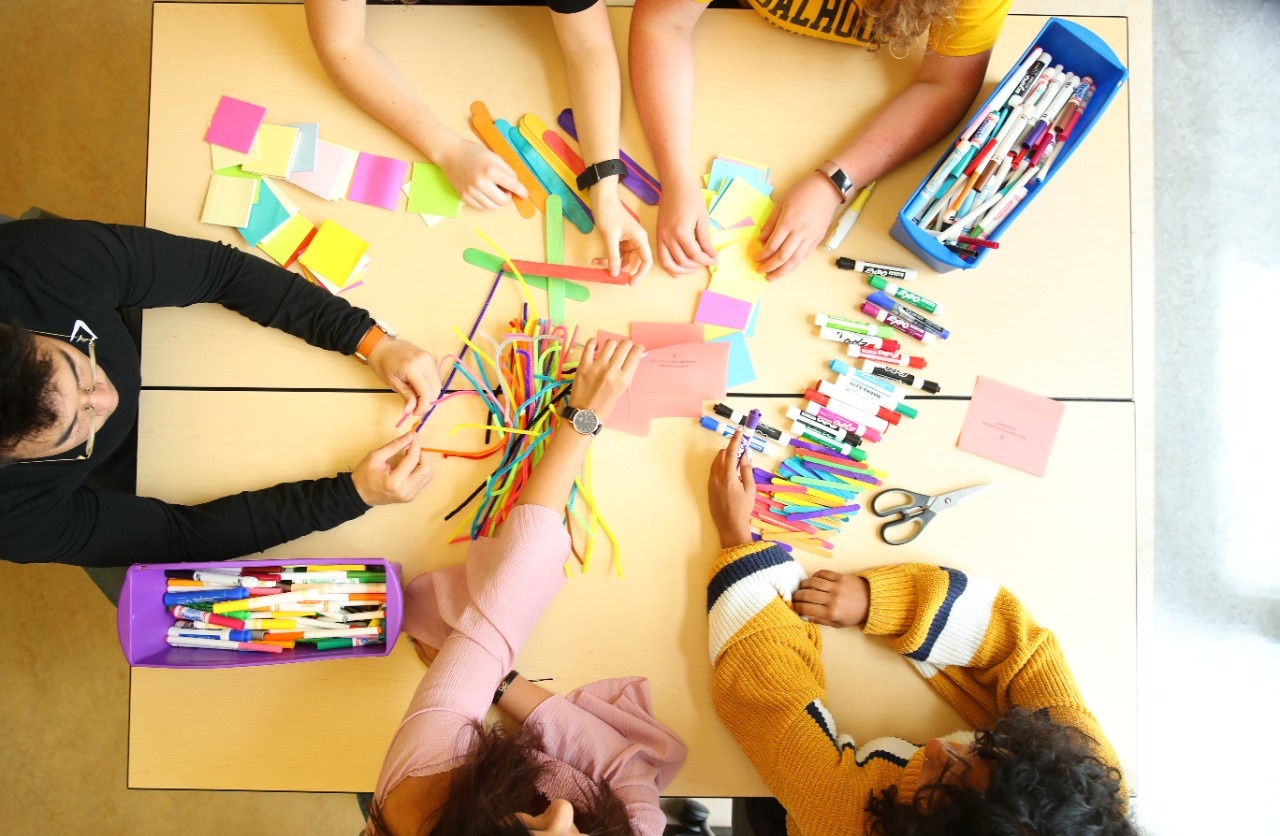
[1,219,440,567]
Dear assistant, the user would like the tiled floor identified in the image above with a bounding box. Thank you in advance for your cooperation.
[2,1,1276,834]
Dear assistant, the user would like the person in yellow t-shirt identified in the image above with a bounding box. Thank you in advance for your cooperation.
[630,0,1012,279]
[701,428,1138,835]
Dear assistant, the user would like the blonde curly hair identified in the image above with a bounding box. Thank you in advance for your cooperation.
[864,0,961,55]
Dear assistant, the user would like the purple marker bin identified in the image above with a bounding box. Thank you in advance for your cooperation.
[117,557,403,668]
[892,17,1129,272]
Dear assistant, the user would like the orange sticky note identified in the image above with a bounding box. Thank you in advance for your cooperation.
[957,377,1065,476]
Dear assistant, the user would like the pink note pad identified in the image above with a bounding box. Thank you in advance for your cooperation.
[348,152,410,210]
[957,377,1065,476]
[629,322,705,350]
[694,290,752,331]
[597,330,728,436]
[204,96,267,153]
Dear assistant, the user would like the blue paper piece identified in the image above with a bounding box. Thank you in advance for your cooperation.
[286,123,320,173]
[236,180,288,247]
[745,300,760,338]
[709,330,756,388]
[708,160,773,196]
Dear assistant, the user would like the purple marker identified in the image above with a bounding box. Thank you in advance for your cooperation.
[862,301,935,344]
[738,409,763,461]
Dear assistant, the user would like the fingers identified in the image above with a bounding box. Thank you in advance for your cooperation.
[578,337,598,372]
[492,161,528,199]
[369,430,415,465]
[797,574,835,592]
[693,218,718,265]
[404,366,441,418]
[390,428,425,481]
[595,338,618,365]
[620,340,646,377]
[737,454,754,488]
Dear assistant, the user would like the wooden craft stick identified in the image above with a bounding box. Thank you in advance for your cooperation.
[468,101,542,218]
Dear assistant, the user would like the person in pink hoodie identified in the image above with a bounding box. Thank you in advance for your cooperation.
[365,337,686,836]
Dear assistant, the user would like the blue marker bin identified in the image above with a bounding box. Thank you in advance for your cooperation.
[891,18,1129,272]
[117,557,403,668]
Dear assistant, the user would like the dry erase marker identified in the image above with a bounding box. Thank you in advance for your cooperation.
[814,313,897,339]
[807,386,899,427]
[787,423,865,460]
[738,409,763,460]
[835,258,918,282]
[804,391,892,434]
[862,301,935,344]
[866,276,943,315]
[712,403,792,443]
[846,344,927,368]
[801,402,884,442]
[862,361,941,394]
[699,416,779,456]
[868,292,950,339]
[818,326,901,351]
[785,407,864,444]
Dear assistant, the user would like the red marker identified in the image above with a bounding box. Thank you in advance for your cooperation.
[845,344,927,368]
[805,387,900,426]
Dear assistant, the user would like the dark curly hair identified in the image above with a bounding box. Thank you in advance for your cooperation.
[867,707,1137,836]
[366,721,636,836]
[0,319,61,467]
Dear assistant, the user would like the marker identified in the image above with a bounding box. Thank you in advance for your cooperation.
[862,361,941,393]
[168,627,256,643]
[861,301,935,344]
[867,292,950,339]
[738,409,763,460]
[787,423,866,461]
[835,258,918,282]
[818,325,901,351]
[845,344,927,368]
[806,386,898,426]
[315,636,386,651]
[906,141,974,222]
[956,236,999,250]
[814,313,897,340]
[161,587,251,607]
[165,636,284,653]
[957,46,1043,141]
[712,403,792,443]
[801,402,883,441]
[822,181,876,252]
[786,407,862,445]
[823,373,919,419]
[698,416,780,457]
[867,276,943,315]
[1007,52,1052,108]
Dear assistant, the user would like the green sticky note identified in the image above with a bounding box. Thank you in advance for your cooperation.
[407,162,462,217]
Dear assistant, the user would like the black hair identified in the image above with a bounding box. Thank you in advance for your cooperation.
[366,721,635,836]
[867,707,1138,836]
[0,319,61,466]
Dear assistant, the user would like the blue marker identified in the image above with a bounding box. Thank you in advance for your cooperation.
[700,416,777,457]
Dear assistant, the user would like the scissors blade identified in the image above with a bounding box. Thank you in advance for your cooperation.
[929,483,994,512]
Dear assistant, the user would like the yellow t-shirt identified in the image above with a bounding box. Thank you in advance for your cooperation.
[733,0,1013,57]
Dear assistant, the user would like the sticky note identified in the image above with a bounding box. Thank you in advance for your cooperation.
[348,152,409,210]
[237,179,295,247]
[708,177,775,230]
[211,136,261,171]
[299,220,369,287]
[709,330,756,388]
[401,182,447,227]
[258,214,315,266]
[286,123,320,173]
[204,95,267,153]
[407,162,462,217]
[288,139,359,201]
[694,290,753,330]
[200,172,259,227]
[708,240,768,303]
[704,300,760,341]
[957,377,1065,476]
[242,124,300,178]
[708,157,773,195]
[629,322,704,349]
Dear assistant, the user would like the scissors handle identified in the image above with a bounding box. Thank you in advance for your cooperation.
[878,507,935,545]
[870,488,933,517]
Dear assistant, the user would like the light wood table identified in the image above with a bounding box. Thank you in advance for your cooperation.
[143,3,1142,400]
[131,391,1137,794]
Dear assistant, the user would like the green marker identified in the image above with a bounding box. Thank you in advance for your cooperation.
[868,276,943,315]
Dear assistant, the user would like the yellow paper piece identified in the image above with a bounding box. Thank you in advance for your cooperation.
[702,324,738,340]
[200,173,259,227]
[258,213,314,265]
[710,225,755,250]
[703,188,717,211]
[708,178,775,230]
[299,219,368,287]
[707,239,767,303]
[211,135,261,170]
[242,124,300,178]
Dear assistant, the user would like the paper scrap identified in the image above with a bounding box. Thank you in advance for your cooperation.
[957,377,1065,476]
[629,322,705,349]
[694,290,753,330]
[200,172,259,227]
[347,152,409,210]
[407,162,462,217]
[709,156,772,194]
[286,123,320,173]
[708,177,775,231]
[709,330,756,388]
[600,330,728,436]
[401,182,447,227]
[258,213,315,266]
[287,139,359,201]
[236,178,294,247]
[299,220,368,287]
[241,124,300,178]
[204,95,266,153]
[708,239,768,303]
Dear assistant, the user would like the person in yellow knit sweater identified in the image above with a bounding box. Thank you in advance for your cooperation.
[705,429,1138,835]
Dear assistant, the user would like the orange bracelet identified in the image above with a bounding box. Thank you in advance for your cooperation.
[354,325,388,365]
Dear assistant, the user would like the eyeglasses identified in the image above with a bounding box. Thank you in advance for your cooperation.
[18,327,100,463]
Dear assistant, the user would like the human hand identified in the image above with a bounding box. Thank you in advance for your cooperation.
[435,136,528,211]
[793,569,870,628]
[707,428,756,549]
[366,337,443,421]
[568,338,645,423]
[756,172,843,279]
[407,636,440,667]
[351,430,434,506]
[590,190,653,281]
[655,180,717,275]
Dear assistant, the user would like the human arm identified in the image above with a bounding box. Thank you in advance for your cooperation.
[757,49,992,279]
[551,2,652,279]
[302,0,525,209]
[629,0,717,275]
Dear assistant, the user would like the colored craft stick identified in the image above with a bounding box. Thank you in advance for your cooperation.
[504,123,593,233]
[755,484,808,494]
[468,101,540,218]
[540,129,641,222]
[556,108,661,205]
[462,250,591,300]
[518,113,592,207]
[794,448,872,471]
[545,194,567,325]
[786,476,859,498]
[786,504,860,521]
[770,478,847,506]
[485,252,631,286]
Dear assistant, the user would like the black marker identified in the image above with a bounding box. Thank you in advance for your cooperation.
[712,403,792,444]
[835,257,918,282]
[862,361,940,394]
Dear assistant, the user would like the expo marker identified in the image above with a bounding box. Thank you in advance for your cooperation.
[834,257,918,282]
[845,344,927,368]
[867,276,943,314]
[800,402,884,441]
[862,361,941,394]
[787,425,865,460]
[814,313,897,340]
[712,403,792,443]
[739,409,763,460]
[806,387,899,426]
[818,326,901,351]
[862,301,935,343]
[868,292,950,339]
[804,389,892,434]
[699,416,780,457]
[165,636,284,653]
[786,407,863,445]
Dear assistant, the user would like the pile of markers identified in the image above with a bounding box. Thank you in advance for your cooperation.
[163,564,387,654]
[903,45,1096,260]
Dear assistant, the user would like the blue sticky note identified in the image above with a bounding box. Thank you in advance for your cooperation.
[744,300,760,337]
[286,123,320,173]
[236,181,290,247]
[708,161,773,196]
[710,330,756,388]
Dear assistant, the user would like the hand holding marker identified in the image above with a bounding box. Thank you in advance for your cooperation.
[738,409,763,461]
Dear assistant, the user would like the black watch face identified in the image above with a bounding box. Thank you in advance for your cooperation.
[571,409,600,434]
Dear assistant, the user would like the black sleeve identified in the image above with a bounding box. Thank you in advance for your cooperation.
[548,0,601,14]
[0,475,371,567]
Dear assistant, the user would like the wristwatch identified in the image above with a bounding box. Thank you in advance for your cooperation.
[816,159,856,200]
[354,319,397,365]
[576,158,627,193]
[560,405,603,436]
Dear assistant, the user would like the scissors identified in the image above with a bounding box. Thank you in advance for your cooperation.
[870,483,994,545]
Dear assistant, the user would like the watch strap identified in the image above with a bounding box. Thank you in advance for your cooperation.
[817,159,855,199]
[354,324,389,365]
[561,405,603,436]
[492,670,519,705]
[575,158,627,193]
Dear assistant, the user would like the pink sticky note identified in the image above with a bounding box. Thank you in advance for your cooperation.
[694,291,752,331]
[629,322,705,350]
[348,152,410,210]
[957,377,1065,476]
[204,96,267,153]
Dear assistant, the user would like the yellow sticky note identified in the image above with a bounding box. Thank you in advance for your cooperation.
[258,213,314,265]
[710,225,755,250]
[242,124,300,178]
[211,135,261,170]
[708,178,775,230]
[299,220,368,287]
[703,188,717,211]
[200,173,259,227]
[708,239,767,303]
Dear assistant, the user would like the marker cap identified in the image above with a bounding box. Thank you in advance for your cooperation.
[894,401,919,418]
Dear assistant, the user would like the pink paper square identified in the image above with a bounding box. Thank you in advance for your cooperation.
[957,377,1065,476]
[204,96,267,153]
[348,153,410,210]
[694,290,752,331]
[629,322,705,349]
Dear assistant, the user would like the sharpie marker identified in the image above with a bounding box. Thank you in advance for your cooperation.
[862,361,941,394]
[868,292,950,339]
[835,257,918,282]
[862,301,935,344]
[845,344,927,368]
[814,313,897,340]
[802,402,884,441]
[699,416,780,457]
[712,403,793,443]
[867,276,943,314]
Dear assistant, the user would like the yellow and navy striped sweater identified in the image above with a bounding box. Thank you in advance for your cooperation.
[707,544,1121,836]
